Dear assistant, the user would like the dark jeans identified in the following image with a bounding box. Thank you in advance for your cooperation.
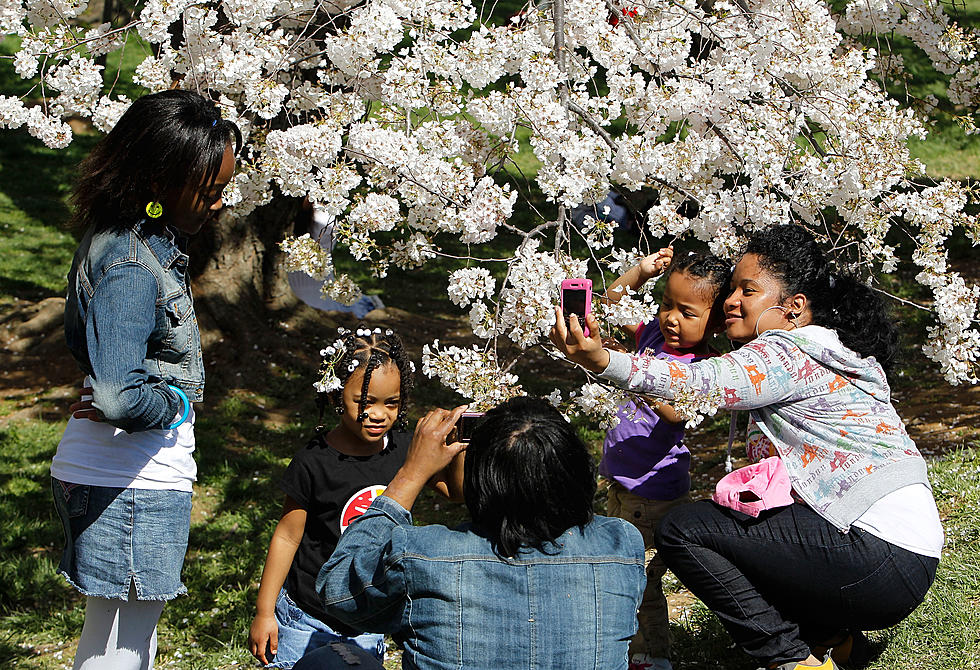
[655,501,938,666]
[293,641,385,670]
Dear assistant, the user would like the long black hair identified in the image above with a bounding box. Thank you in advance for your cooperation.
[464,396,597,558]
[70,90,242,230]
[315,326,415,430]
[743,225,898,371]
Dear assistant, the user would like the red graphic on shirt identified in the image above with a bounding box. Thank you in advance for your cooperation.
[830,450,855,472]
[796,358,821,383]
[340,485,387,533]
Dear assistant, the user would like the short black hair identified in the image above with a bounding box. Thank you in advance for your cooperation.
[70,89,242,230]
[463,396,597,558]
[665,250,732,323]
[743,225,898,371]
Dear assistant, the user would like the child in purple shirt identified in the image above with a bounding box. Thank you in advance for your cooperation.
[601,248,729,670]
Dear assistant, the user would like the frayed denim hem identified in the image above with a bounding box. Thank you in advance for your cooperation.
[58,570,188,601]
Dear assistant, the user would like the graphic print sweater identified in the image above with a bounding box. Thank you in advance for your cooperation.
[600,325,929,531]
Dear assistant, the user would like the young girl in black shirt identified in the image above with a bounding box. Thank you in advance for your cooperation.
[249,326,461,668]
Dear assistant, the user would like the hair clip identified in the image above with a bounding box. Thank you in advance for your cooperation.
[828,274,836,289]
[313,333,350,393]
[211,119,218,127]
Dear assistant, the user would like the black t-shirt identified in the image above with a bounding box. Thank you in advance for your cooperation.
[281,431,409,631]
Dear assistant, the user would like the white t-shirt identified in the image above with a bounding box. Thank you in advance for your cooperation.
[853,483,944,558]
[51,390,197,492]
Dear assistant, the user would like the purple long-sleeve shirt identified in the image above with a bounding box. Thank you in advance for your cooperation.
[600,320,712,501]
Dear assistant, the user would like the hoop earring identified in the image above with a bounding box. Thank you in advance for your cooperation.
[145,201,163,218]
[754,305,786,338]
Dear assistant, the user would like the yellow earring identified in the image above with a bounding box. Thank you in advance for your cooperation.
[145,201,163,218]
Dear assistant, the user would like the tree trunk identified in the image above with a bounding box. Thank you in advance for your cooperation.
[188,197,302,350]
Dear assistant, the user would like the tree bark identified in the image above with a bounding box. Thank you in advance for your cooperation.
[188,197,302,349]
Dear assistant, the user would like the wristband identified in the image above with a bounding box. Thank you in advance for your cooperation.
[166,385,191,430]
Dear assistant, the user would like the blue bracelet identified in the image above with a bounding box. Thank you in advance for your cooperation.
[166,385,191,430]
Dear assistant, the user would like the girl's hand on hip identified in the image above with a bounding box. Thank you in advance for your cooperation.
[549,307,610,373]
[69,385,103,422]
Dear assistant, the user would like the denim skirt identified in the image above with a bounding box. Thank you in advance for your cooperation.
[52,478,192,600]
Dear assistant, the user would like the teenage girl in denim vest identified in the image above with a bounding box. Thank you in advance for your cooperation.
[51,90,239,670]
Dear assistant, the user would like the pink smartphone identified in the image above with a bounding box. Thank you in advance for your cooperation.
[560,278,592,337]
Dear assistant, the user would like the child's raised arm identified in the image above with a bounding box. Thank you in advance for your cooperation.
[601,247,672,340]
[249,497,307,666]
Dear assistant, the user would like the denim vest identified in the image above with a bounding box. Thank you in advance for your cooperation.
[317,495,646,670]
[64,219,204,432]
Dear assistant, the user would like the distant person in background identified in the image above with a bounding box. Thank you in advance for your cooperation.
[294,396,646,670]
[53,90,240,670]
[288,199,384,318]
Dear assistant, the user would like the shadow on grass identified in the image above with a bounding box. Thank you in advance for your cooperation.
[0,421,83,664]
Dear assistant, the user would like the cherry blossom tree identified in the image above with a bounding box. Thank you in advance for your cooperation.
[2,0,978,425]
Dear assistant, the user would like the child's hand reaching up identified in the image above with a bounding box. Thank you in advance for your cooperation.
[638,246,673,281]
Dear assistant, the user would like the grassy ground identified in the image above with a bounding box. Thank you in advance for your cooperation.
[2,408,977,669]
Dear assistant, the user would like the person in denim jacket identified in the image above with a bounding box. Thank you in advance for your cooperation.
[293,397,646,670]
[51,90,240,670]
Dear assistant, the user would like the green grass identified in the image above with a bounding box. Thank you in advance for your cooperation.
[665,448,980,670]
[1,403,977,668]
[0,130,95,304]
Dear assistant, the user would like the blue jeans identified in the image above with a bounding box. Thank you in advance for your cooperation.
[52,479,191,600]
[267,588,384,669]
[655,501,938,666]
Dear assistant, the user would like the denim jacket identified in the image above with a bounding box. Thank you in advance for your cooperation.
[64,219,204,432]
[317,495,645,670]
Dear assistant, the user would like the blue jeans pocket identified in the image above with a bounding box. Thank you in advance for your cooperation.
[55,479,90,518]
[840,551,922,629]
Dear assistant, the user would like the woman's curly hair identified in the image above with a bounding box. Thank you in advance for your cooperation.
[743,225,898,371]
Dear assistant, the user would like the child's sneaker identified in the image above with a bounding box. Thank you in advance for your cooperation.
[629,654,673,670]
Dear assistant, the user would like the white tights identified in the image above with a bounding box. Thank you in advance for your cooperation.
[73,582,166,670]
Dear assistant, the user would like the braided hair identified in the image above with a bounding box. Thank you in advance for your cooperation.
[743,225,898,371]
[664,250,732,322]
[315,325,415,430]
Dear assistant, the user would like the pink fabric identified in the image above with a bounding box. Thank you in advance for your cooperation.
[712,456,794,517]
